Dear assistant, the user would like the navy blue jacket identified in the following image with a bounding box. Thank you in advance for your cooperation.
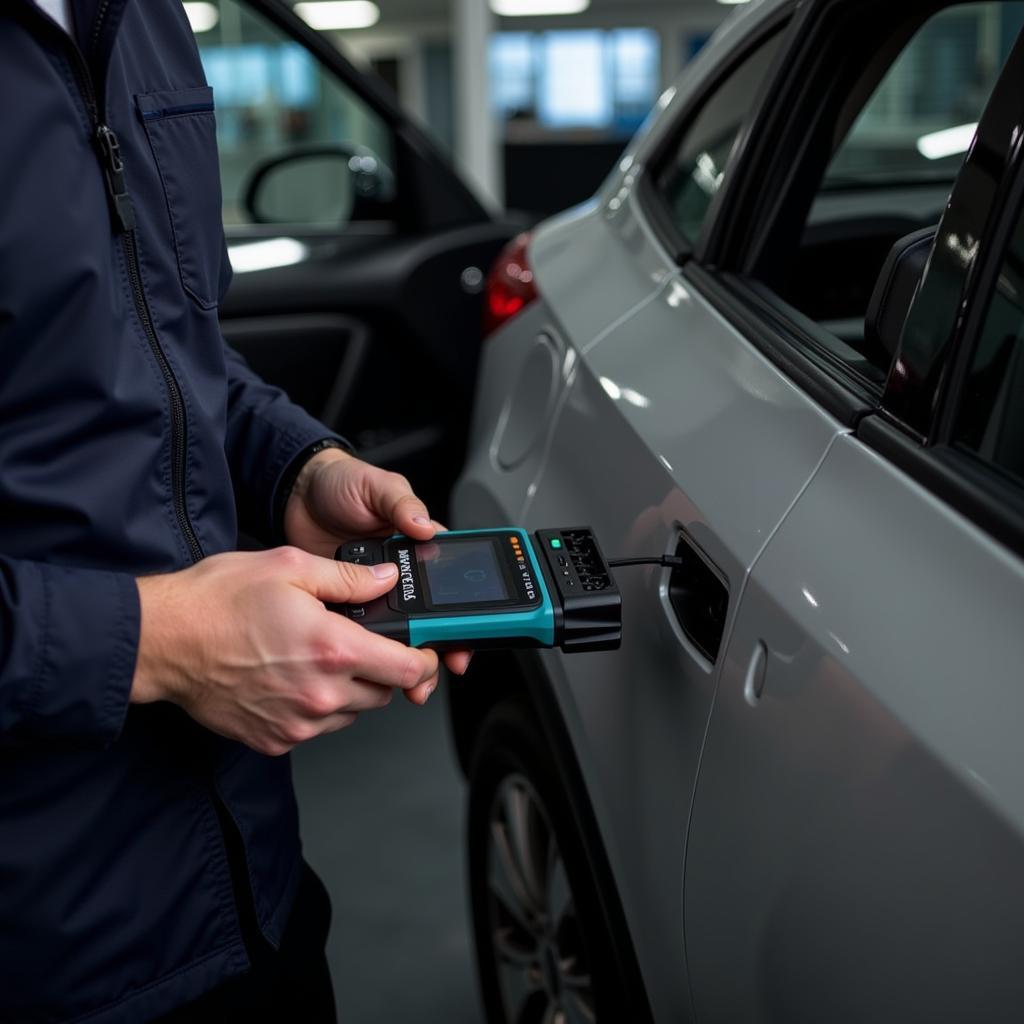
[0,2,343,1020]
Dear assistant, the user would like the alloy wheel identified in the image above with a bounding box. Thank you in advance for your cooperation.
[486,773,596,1024]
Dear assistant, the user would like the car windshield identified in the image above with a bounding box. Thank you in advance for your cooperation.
[822,2,1024,190]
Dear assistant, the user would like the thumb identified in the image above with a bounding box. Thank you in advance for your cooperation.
[285,549,398,605]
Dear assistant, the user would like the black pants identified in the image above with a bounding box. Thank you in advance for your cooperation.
[156,815,336,1023]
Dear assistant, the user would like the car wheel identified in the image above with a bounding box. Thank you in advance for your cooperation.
[468,701,626,1024]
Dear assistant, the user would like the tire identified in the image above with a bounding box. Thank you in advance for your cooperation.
[467,700,631,1024]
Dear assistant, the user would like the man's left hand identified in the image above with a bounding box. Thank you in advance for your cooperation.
[283,448,471,697]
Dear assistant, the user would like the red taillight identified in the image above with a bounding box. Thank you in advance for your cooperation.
[483,231,537,336]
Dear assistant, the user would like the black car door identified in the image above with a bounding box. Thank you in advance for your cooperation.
[196,0,518,514]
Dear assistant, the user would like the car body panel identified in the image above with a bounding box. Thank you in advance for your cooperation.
[457,180,845,1018]
[529,199,672,358]
[685,433,1024,1022]
[454,1,1024,1020]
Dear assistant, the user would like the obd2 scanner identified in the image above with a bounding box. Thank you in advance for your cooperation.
[334,528,621,652]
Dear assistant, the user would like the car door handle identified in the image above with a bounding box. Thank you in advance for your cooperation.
[666,534,729,662]
[743,640,768,706]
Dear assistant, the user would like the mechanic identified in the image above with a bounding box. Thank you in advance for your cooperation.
[0,2,468,1021]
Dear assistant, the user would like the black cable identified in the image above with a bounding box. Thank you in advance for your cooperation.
[607,555,685,569]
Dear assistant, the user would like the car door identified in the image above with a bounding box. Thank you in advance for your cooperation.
[683,15,1024,1024]
[194,0,519,513]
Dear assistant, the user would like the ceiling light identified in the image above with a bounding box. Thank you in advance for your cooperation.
[183,2,219,32]
[490,0,590,15]
[716,0,751,5]
[917,122,978,161]
[294,1,380,30]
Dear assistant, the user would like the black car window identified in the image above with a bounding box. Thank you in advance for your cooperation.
[656,33,783,248]
[954,199,1024,483]
[823,6,1021,191]
[761,3,1024,376]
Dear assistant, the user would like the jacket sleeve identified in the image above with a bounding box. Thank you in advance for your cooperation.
[0,556,139,744]
[223,344,349,543]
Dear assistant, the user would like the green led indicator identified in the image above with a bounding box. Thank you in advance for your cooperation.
[550,538,562,549]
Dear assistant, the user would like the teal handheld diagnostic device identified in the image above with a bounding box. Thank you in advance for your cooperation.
[333,527,620,652]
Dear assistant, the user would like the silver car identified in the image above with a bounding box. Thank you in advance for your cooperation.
[448,0,1024,1021]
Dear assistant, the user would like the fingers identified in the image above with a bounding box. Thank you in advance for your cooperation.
[405,672,440,706]
[372,473,434,540]
[339,625,440,691]
[274,546,399,605]
[335,679,395,713]
[443,650,473,676]
[264,639,436,752]
[405,647,472,706]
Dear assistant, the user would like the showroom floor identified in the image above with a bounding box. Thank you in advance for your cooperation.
[292,678,483,1023]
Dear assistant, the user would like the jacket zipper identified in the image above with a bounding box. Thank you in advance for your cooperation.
[47,17,206,564]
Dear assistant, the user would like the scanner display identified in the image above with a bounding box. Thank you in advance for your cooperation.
[419,539,508,605]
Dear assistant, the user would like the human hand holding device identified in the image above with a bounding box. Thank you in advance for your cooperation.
[131,547,441,756]
[281,447,471,696]
[282,447,437,558]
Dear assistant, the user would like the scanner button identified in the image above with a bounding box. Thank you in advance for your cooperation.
[350,606,365,619]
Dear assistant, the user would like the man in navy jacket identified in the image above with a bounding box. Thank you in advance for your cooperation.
[0,2,467,1020]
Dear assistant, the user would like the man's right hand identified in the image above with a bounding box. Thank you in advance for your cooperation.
[131,547,440,756]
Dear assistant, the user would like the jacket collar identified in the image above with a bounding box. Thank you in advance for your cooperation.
[15,0,130,100]
[71,0,129,64]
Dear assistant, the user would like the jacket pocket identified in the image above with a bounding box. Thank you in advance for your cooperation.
[136,87,225,309]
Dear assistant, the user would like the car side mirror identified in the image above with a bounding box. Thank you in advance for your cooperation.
[864,226,937,367]
[242,146,393,225]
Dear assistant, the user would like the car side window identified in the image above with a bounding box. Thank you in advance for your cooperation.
[766,3,1024,371]
[192,0,396,227]
[954,198,1024,482]
[823,6,1022,190]
[655,34,783,247]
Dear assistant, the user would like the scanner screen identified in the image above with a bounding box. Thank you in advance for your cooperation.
[419,539,509,606]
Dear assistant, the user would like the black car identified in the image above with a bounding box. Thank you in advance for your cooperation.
[196,0,520,514]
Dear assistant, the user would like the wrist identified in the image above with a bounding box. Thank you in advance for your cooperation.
[282,445,351,545]
[287,446,351,509]
[131,574,191,705]
[274,438,349,543]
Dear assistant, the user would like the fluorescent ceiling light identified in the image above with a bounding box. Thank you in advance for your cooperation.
[491,0,590,15]
[228,238,309,274]
[183,2,219,32]
[294,1,380,30]
[916,122,977,161]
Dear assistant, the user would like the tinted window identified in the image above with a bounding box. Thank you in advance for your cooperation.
[826,4,1024,188]
[760,3,1024,377]
[954,199,1024,482]
[656,34,783,246]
